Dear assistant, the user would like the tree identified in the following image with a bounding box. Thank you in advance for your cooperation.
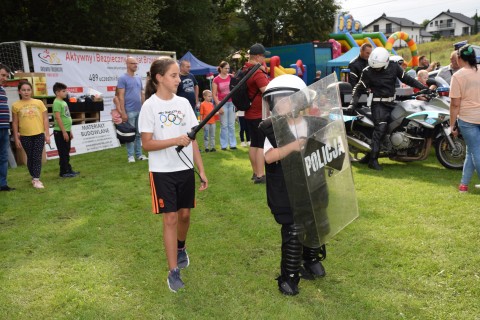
[1,0,162,49]
[152,0,242,65]
[421,19,430,28]
[239,0,340,46]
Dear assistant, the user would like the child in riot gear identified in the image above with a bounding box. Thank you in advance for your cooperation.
[259,75,329,296]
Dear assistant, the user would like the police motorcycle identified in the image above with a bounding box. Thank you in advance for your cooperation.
[340,82,466,170]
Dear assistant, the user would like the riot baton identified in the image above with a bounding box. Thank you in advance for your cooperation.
[176,63,261,152]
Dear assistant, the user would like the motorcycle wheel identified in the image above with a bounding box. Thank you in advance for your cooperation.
[435,135,465,170]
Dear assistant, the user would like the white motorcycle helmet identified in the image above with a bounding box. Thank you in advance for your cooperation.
[368,47,390,70]
[262,74,314,118]
[389,55,404,66]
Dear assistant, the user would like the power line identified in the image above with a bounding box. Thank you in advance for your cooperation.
[347,0,397,10]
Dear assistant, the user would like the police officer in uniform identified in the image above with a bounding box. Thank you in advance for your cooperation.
[349,47,429,171]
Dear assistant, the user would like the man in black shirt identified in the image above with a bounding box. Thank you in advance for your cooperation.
[348,43,372,92]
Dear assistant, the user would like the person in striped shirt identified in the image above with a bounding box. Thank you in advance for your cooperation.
[0,63,15,191]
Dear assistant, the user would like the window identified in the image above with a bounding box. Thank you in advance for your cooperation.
[386,23,392,33]
[430,22,433,26]
[373,25,379,32]
[435,21,438,26]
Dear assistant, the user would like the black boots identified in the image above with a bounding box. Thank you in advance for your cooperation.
[277,272,300,295]
[368,152,383,170]
[368,158,383,170]
[301,245,326,279]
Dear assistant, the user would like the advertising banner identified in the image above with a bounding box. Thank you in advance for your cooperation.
[46,121,120,160]
[31,47,169,120]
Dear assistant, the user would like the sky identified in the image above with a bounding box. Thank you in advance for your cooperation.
[338,0,479,25]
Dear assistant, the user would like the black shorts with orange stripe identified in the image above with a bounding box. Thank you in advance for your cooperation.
[149,170,195,214]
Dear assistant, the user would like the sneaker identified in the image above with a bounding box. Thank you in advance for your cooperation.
[210,148,216,152]
[247,141,251,146]
[60,173,77,178]
[221,148,227,151]
[0,185,15,191]
[32,180,45,189]
[251,173,257,180]
[205,149,210,153]
[254,175,266,184]
[69,170,80,175]
[177,248,190,269]
[128,156,135,163]
[230,146,237,150]
[240,141,247,147]
[459,184,468,193]
[301,260,326,280]
[276,274,299,296]
[167,268,185,293]
[137,155,148,161]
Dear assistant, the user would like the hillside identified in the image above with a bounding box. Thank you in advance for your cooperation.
[396,33,480,67]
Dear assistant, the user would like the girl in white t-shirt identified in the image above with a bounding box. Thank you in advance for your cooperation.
[138,58,208,293]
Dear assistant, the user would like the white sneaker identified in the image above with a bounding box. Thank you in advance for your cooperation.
[247,141,251,146]
[128,156,135,163]
[32,179,45,189]
[137,155,148,161]
[240,141,247,147]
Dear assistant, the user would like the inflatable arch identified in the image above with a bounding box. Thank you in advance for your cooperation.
[385,31,419,67]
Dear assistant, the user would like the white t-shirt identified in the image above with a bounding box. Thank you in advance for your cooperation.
[139,94,199,172]
[264,118,308,154]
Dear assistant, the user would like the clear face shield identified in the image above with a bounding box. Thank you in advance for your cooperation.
[262,88,317,120]
[262,89,298,119]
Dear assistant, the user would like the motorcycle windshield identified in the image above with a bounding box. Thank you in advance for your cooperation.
[271,73,359,247]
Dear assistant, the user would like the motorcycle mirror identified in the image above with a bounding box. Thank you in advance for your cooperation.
[434,76,449,88]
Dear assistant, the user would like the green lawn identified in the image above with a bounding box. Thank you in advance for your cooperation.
[1,136,479,319]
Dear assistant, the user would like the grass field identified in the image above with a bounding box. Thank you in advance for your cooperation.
[1,130,479,319]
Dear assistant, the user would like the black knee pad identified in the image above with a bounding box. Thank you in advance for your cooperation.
[280,224,303,275]
[377,122,388,135]
[303,244,327,261]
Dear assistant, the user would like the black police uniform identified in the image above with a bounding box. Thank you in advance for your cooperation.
[259,116,328,295]
[348,55,368,95]
[350,61,428,168]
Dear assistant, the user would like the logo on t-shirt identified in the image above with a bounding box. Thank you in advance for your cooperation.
[182,79,195,93]
[158,110,186,127]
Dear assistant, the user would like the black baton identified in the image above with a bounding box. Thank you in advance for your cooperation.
[176,63,261,152]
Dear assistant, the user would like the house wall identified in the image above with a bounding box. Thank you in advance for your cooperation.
[426,13,471,36]
[364,18,424,45]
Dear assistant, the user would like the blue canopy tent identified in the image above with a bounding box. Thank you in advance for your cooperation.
[326,47,360,81]
[178,51,217,75]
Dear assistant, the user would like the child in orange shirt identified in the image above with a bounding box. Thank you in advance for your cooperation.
[200,90,218,152]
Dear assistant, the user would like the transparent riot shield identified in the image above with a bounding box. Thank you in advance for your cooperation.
[271,73,358,248]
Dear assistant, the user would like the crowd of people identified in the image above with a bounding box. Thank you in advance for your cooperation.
[1,40,479,298]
